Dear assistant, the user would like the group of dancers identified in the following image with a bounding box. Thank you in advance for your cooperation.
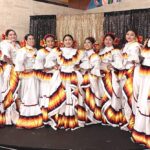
[0,28,149,148]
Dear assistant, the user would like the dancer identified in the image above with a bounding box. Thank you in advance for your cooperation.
[121,29,141,131]
[131,38,150,148]
[0,51,6,126]
[99,33,126,126]
[45,34,86,130]
[14,34,43,129]
[80,37,101,124]
[0,29,20,125]
[34,34,56,125]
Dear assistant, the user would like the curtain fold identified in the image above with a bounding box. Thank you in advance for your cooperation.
[30,15,56,48]
[57,13,104,48]
[104,8,150,44]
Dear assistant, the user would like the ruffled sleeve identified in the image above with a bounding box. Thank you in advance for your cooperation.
[33,49,45,70]
[14,48,26,71]
[0,41,11,60]
[90,53,101,76]
[44,49,57,69]
[128,45,140,63]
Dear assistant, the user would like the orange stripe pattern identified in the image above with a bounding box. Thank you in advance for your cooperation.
[16,114,43,129]
[3,67,19,109]
[132,130,150,148]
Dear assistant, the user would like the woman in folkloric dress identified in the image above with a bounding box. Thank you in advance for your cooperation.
[0,51,6,127]
[12,34,43,129]
[80,37,102,125]
[45,34,86,130]
[0,29,20,65]
[120,30,141,131]
[34,34,56,125]
[131,38,150,148]
[99,33,126,126]
[0,29,20,125]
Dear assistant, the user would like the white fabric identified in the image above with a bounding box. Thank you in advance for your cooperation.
[99,46,114,56]
[44,49,57,69]
[0,40,20,63]
[133,66,150,135]
[15,46,37,71]
[34,47,52,70]
[20,77,40,105]
[122,42,141,69]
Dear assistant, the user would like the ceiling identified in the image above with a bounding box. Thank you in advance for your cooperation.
[34,0,69,7]
[47,0,69,4]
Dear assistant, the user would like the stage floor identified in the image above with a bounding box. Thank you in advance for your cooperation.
[0,124,144,150]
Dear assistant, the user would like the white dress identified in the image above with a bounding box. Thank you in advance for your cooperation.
[80,49,102,124]
[44,47,86,130]
[0,40,20,125]
[121,42,141,130]
[99,46,126,126]
[13,46,43,129]
[131,47,150,148]
[34,47,54,124]
[0,58,5,126]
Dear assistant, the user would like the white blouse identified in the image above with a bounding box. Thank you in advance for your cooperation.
[122,42,141,69]
[80,49,101,76]
[0,40,20,63]
[45,47,84,73]
[99,46,123,70]
[34,47,52,70]
[99,46,114,55]
[15,45,37,71]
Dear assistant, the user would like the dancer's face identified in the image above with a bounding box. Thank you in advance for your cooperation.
[46,37,55,48]
[126,31,136,43]
[26,35,35,47]
[84,40,93,50]
[104,36,113,47]
[63,36,73,48]
[7,31,17,42]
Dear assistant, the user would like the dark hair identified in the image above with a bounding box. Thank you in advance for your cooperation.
[126,29,138,37]
[5,29,16,37]
[104,33,115,41]
[44,34,55,41]
[63,34,74,41]
[24,34,34,41]
[85,37,96,44]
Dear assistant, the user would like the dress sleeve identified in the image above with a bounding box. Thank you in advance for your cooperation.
[1,42,11,60]
[128,45,140,63]
[14,49,26,71]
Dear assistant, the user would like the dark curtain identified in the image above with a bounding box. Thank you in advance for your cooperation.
[30,15,56,48]
[104,8,150,45]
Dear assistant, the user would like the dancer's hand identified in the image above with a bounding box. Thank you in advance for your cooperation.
[43,68,50,72]
[107,64,113,70]
[4,55,13,65]
[53,65,60,70]
[74,64,80,70]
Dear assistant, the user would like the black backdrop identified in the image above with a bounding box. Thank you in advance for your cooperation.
[103,8,150,45]
[30,15,56,48]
